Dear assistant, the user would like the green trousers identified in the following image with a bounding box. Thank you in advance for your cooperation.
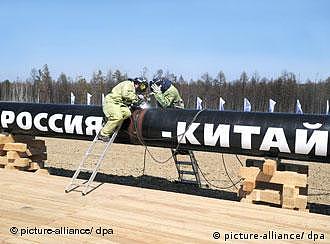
[100,100,131,136]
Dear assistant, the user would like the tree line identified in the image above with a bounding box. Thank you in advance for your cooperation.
[1,64,329,114]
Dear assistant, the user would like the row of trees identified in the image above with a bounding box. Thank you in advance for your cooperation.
[1,65,329,114]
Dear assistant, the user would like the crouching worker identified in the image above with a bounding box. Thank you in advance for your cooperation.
[98,77,148,142]
[149,78,184,109]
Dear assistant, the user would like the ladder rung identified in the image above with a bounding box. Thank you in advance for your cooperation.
[79,167,93,172]
[67,183,80,187]
[176,161,193,166]
[178,170,195,175]
[180,179,198,184]
[174,150,190,155]
[86,153,102,157]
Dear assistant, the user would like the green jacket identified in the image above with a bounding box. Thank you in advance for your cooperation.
[105,80,138,105]
[154,84,184,108]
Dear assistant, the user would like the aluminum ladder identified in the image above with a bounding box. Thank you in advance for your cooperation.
[65,125,121,195]
[172,149,201,187]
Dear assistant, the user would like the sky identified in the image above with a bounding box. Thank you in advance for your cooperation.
[0,0,329,82]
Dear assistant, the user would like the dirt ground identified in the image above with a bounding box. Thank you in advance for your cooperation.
[41,137,330,207]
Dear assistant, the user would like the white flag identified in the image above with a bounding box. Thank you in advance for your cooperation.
[70,92,75,105]
[268,99,276,113]
[296,99,303,114]
[243,98,251,112]
[326,99,329,115]
[219,97,225,111]
[196,97,203,110]
[87,93,92,105]
[102,93,105,105]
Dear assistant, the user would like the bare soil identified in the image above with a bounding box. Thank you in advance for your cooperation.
[41,137,330,207]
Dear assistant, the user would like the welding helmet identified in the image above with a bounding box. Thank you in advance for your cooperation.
[134,77,148,93]
[150,77,162,87]
[161,79,171,92]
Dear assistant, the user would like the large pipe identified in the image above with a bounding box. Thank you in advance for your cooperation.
[0,102,329,163]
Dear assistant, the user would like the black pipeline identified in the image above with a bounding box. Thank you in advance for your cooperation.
[0,102,329,163]
[137,109,330,163]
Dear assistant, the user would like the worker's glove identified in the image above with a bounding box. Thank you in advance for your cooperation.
[151,83,161,94]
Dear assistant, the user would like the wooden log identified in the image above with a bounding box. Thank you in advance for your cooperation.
[0,156,8,165]
[240,167,307,187]
[282,185,304,210]
[4,164,15,170]
[3,143,27,152]
[28,162,41,171]
[245,189,281,205]
[295,195,308,210]
[257,171,307,187]
[33,168,49,175]
[12,158,31,168]
[7,151,22,160]
[239,166,260,180]
[262,159,277,176]
[282,197,296,209]
[240,197,253,203]
[282,185,299,199]
[246,159,309,176]
[239,167,260,192]
[242,180,255,192]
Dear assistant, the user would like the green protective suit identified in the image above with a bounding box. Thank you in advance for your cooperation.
[154,84,184,109]
[100,80,138,136]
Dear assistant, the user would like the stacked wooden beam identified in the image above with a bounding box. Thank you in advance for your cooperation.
[0,134,47,171]
[238,159,308,211]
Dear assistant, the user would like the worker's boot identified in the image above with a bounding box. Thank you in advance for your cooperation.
[97,134,111,142]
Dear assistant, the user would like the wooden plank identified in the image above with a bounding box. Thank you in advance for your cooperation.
[0,134,15,144]
[240,167,307,187]
[0,169,329,243]
[3,143,27,152]
[262,159,277,176]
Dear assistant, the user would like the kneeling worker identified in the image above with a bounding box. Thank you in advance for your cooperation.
[98,77,148,142]
[150,78,184,109]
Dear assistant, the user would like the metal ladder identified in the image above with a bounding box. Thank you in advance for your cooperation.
[172,149,201,187]
[65,125,121,195]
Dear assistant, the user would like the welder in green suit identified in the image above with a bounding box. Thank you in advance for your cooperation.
[98,78,148,142]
